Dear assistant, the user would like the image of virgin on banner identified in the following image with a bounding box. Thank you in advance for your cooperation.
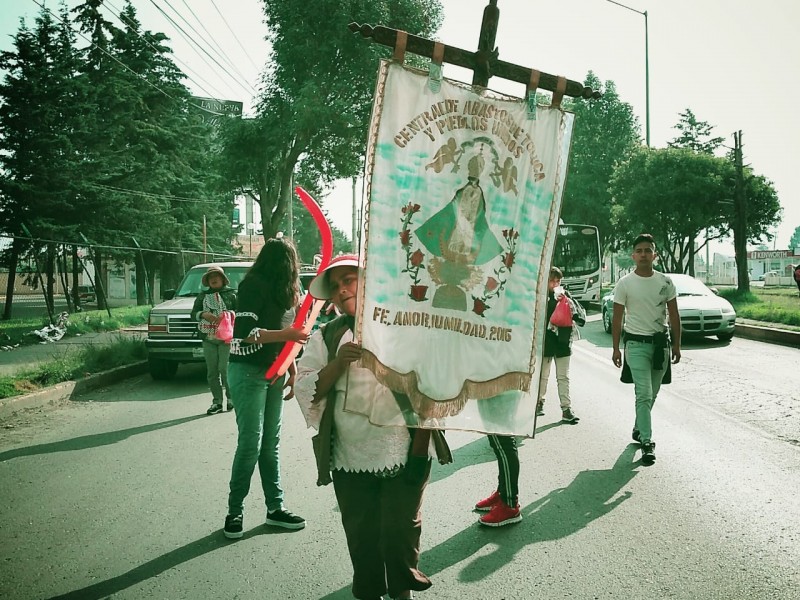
[353,60,574,437]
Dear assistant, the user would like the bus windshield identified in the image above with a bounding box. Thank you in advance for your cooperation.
[553,225,600,277]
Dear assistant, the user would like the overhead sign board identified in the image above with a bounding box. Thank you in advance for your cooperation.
[190,96,243,125]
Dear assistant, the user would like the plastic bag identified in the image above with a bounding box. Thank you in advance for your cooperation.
[570,298,587,327]
[549,295,573,328]
[215,311,234,343]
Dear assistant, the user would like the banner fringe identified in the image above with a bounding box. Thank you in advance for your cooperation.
[360,350,531,419]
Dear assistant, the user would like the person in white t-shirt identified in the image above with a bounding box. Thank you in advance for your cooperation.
[611,233,681,465]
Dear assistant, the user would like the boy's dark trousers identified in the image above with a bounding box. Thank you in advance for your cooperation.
[487,434,520,506]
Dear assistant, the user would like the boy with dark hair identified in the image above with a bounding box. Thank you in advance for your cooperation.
[611,234,681,465]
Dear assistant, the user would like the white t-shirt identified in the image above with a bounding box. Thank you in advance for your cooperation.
[613,271,677,336]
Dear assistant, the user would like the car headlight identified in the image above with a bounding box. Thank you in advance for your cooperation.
[720,306,736,315]
[149,314,168,332]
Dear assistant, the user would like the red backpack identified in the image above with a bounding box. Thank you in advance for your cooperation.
[794,266,800,282]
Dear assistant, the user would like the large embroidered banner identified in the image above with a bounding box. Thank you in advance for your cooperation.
[354,60,574,436]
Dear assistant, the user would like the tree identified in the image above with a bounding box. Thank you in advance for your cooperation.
[561,72,640,252]
[71,0,233,302]
[789,226,800,251]
[0,4,86,318]
[218,0,443,242]
[667,108,724,155]
[609,146,782,274]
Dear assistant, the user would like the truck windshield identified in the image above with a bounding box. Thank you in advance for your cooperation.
[174,266,251,297]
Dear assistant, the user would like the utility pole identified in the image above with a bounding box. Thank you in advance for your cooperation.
[606,1,649,145]
[351,177,358,253]
[733,130,749,293]
[287,173,294,242]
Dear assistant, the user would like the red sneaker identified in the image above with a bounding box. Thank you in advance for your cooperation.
[479,500,522,527]
[474,490,501,512]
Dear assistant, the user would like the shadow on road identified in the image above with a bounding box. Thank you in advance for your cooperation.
[81,365,210,403]
[318,444,641,599]
[423,444,640,583]
[45,526,288,600]
[0,415,204,462]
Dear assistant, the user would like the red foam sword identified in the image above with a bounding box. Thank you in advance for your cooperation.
[265,186,333,382]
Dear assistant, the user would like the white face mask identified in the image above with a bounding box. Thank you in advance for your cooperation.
[553,285,565,298]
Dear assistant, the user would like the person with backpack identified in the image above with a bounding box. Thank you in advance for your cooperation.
[192,265,237,415]
[535,266,586,424]
[295,254,450,600]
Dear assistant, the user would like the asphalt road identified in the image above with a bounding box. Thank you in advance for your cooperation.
[1,323,799,599]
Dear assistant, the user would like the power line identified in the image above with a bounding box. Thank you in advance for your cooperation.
[89,182,223,204]
[3,233,246,260]
[148,0,256,99]
[177,0,255,90]
[29,0,216,116]
[101,0,231,103]
[209,0,260,72]
[31,0,174,103]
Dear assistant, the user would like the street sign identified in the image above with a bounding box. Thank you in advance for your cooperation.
[190,96,244,126]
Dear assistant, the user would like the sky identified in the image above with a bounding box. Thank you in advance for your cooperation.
[2,0,798,255]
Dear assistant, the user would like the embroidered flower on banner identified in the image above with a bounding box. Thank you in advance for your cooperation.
[399,202,427,299]
[470,227,519,317]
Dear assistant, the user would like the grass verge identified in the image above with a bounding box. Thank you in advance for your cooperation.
[0,336,146,400]
[718,286,800,327]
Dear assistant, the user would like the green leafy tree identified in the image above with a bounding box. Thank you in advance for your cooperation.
[667,108,724,155]
[609,147,782,273]
[71,0,233,301]
[218,0,443,243]
[789,226,800,251]
[0,4,86,317]
[561,72,640,252]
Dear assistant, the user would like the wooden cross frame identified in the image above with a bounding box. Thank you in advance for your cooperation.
[349,1,601,103]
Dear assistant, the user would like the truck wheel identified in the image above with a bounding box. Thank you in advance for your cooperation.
[148,357,178,380]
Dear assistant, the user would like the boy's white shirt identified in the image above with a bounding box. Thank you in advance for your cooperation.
[613,271,677,336]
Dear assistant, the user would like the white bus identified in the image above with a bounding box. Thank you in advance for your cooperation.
[552,224,601,303]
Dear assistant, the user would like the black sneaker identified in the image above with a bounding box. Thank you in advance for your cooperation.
[641,442,656,465]
[561,408,579,423]
[535,401,545,417]
[226,401,234,412]
[266,508,306,530]
[207,404,223,415]
[224,514,243,539]
[632,428,641,443]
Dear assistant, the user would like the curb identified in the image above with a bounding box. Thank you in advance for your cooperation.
[735,323,800,348]
[0,361,148,420]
